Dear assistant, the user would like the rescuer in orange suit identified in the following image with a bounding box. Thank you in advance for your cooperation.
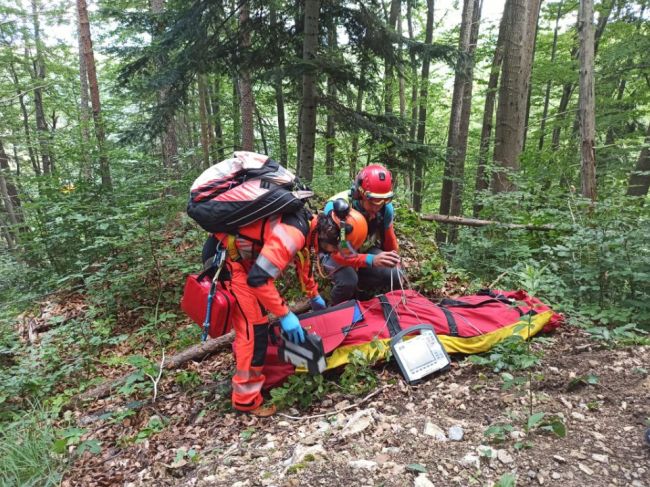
[202,208,325,416]
[321,164,401,304]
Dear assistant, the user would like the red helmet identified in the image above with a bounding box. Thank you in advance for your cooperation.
[355,164,394,200]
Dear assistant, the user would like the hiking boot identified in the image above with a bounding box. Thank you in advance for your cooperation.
[249,403,277,417]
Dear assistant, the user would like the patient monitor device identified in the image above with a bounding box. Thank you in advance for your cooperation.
[390,324,451,384]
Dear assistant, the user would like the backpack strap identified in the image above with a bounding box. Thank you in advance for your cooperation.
[439,297,531,317]
[437,306,459,337]
[377,294,402,337]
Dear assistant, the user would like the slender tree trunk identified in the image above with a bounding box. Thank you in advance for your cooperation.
[238,1,255,151]
[232,75,241,151]
[538,0,564,151]
[474,1,508,215]
[255,108,268,155]
[412,0,434,212]
[197,77,211,168]
[398,7,406,120]
[151,0,179,171]
[605,78,626,146]
[447,0,482,241]
[77,0,112,191]
[298,0,321,182]
[31,0,53,174]
[578,0,597,202]
[0,139,22,228]
[211,77,225,161]
[8,62,39,175]
[350,87,363,179]
[439,0,477,222]
[76,8,92,179]
[274,77,288,166]
[407,0,418,141]
[325,17,337,176]
[551,1,613,150]
[491,0,541,193]
[626,124,650,197]
[522,0,542,150]
[384,0,400,115]
[203,77,216,155]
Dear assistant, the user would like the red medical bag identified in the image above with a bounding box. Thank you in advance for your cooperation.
[180,274,235,339]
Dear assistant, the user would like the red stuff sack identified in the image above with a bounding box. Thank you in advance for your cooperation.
[180,274,235,338]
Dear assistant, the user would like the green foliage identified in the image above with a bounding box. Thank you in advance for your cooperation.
[133,416,167,444]
[468,334,545,373]
[339,339,389,396]
[582,323,650,347]
[0,407,67,487]
[493,473,517,487]
[270,374,331,410]
[175,370,202,390]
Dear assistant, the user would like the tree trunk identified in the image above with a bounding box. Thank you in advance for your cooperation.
[0,139,21,229]
[151,0,179,172]
[412,0,434,212]
[538,0,564,151]
[383,0,400,116]
[76,7,92,180]
[578,0,597,202]
[447,0,482,241]
[210,77,225,161]
[203,77,216,156]
[298,0,321,182]
[474,0,508,216]
[197,77,211,169]
[8,62,39,176]
[255,107,268,155]
[350,87,363,179]
[407,0,418,141]
[31,0,53,174]
[397,7,406,120]
[77,0,112,192]
[274,76,288,166]
[626,124,650,197]
[325,17,337,176]
[551,1,613,150]
[232,75,241,151]
[522,0,542,150]
[238,1,255,151]
[439,0,477,225]
[491,0,541,193]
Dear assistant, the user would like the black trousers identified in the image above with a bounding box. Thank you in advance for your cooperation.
[321,247,404,305]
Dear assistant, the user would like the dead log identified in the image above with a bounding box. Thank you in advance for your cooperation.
[421,213,558,231]
[71,301,311,405]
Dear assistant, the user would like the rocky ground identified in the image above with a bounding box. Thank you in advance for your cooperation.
[63,325,649,487]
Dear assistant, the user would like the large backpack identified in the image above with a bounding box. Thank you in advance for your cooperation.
[187,151,313,234]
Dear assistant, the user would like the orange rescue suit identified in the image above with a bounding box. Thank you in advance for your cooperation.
[215,213,318,411]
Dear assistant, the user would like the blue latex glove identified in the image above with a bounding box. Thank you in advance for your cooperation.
[310,295,327,311]
[279,311,305,344]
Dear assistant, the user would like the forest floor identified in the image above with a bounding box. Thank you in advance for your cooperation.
[48,311,650,487]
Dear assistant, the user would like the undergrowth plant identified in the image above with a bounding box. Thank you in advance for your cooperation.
[0,406,67,487]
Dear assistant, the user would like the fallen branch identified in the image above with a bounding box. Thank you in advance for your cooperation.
[71,301,311,405]
[421,214,559,231]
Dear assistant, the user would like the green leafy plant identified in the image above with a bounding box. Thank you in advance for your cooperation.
[270,374,330,410]
[339,339,389,395]
[134,416,166,443]
[175,370,202,390]
[493,472,517,487]
[468,334,544,372]
[583,323,650,347]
